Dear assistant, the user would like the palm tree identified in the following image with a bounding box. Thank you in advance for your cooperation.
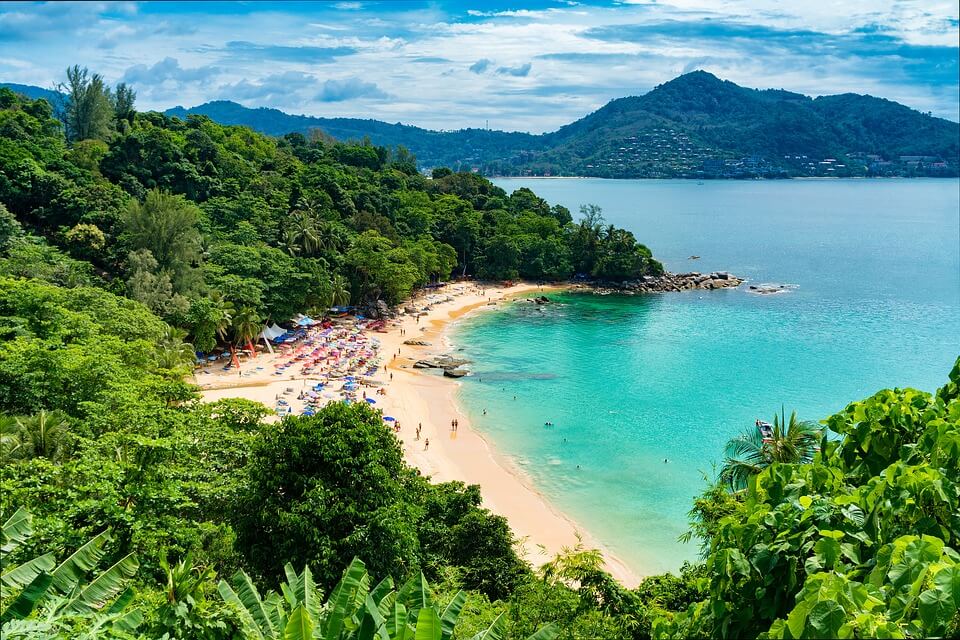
[280,227,302,257]
[208,292,234,343]
[330,274,351,308]
[156,327,196,369]
[230,307,261,352]
[719,409,822,492]
[0,410,72,464]
[290,211,319,256]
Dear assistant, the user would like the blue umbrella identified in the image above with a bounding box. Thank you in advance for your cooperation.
[383,416,396,422]
[365,398,376,404]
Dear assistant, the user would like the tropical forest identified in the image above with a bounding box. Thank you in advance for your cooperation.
[0,67,958,640]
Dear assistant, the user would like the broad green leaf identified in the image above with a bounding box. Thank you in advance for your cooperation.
[799,495,813,509]
[786,598,812,638]
[358,592,389,640]
[918,586,956,633]
[322,558,368,640]
[106,586,136,615]
[398,571,432,620]
[111,608,144,633]
[370,576,394,607]
[50,530,111,593]
[414,607,441,640]
[64,553,139,613]
[222,569,276,639]
[933,565,960,607]
[385,601,409,640]
[440,590,466,640]
[840,543,861,565]
[1,552,55,588]
[474,612,506,640]
[815,538,842,570]
[0,572,53,623]
[284,605,313,640]
[805,600,845,637]
[1,507,33,556]
[218,577,266,639]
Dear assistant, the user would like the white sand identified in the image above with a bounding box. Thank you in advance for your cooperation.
[197,282,641,587]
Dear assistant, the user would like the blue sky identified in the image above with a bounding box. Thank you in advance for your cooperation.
[1,0,957,131]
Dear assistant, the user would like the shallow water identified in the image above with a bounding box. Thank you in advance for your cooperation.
[451,178,960,574]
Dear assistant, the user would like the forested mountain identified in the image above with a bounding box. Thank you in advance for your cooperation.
[1,69,958,639]
[164,100,543,171]
[6,72,957,178]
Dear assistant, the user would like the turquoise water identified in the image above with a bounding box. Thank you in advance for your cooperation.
[451,178,960,575]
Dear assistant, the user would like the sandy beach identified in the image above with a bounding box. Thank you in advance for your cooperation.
[197,282,642,587]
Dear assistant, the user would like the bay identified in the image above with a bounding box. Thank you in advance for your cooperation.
[451,178,960,574]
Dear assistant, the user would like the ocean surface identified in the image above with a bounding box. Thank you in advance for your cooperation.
[451,178,960,575]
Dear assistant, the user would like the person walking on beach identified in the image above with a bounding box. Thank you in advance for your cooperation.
[424,438,429,451]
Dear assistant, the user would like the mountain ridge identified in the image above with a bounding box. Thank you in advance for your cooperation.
[4,71,957,177]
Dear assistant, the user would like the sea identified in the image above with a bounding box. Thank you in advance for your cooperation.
[450,178,960,575]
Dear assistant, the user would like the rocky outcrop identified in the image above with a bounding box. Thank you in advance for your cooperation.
[526,296,552,305]
[403,339,432,346]
[570,271,744,294]
[412,354,471,375]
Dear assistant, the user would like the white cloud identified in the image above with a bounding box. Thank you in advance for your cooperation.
[0,0,955,129]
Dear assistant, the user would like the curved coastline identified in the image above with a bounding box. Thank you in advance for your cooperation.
[196,281,642,586]
[381,283,643,587]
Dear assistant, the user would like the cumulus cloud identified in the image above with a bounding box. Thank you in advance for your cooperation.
[222,71,318,102]
[315,77,389,102]
[496,62,532,77]
[469,58,493,73]
[122,57,220,86]
[2,0,956,129]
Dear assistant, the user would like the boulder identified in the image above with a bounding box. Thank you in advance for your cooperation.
[403,339,432,346]
[413,360,436,369]
[443,368,468,378]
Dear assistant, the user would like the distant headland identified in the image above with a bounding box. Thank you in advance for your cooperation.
[5,70,956,179]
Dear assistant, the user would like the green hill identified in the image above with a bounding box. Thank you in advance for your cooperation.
[5,71,957,178]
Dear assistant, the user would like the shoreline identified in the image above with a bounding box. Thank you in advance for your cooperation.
[196,282,642,587]
[383,284,642,586]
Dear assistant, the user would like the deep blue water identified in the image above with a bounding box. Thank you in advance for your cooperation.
[450,178,960,574]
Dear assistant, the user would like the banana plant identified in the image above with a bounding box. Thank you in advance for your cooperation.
[219,557,558,640]
[0,507,141,634]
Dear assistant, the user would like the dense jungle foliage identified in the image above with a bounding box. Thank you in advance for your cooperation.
[0,75,661,355]
[1,71,957,638]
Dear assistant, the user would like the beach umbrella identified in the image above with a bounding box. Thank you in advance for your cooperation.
[383,416,396,422]
[365,398,376,404]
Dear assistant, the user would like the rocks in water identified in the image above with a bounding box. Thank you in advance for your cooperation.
[412,355,472,373]
[571,270,744,295]
[443,368,468,378]
[747,283,795,295]
[403,339,432,346]
[435,355,470,368]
